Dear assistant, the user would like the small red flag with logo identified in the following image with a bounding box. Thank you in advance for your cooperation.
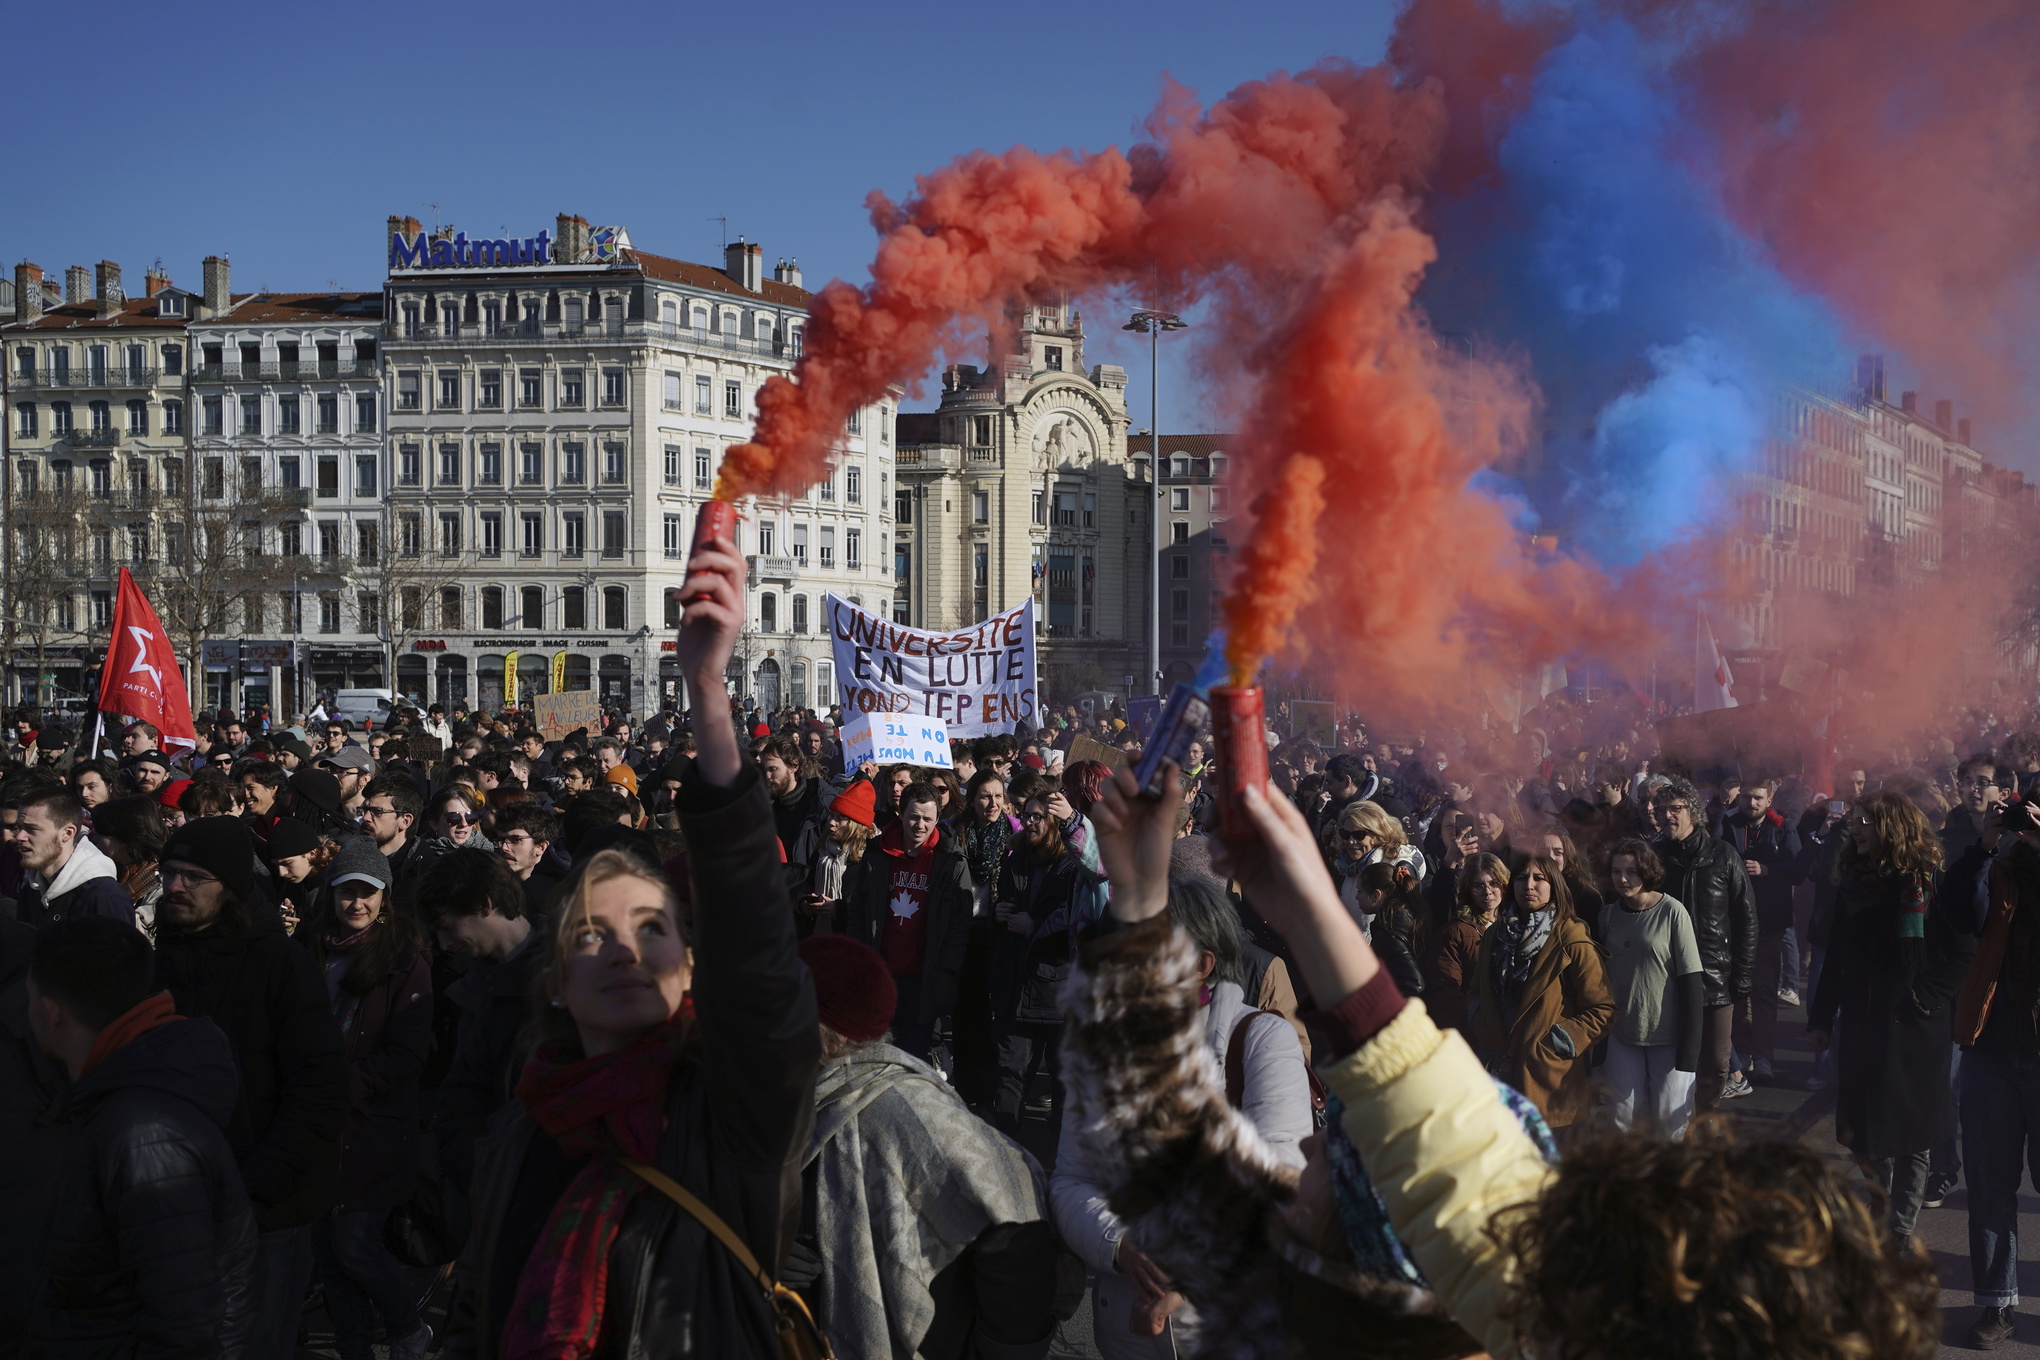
[96,569,196,752]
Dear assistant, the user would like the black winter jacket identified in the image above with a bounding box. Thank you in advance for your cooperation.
[1656,827,1759,1008]
[0,919,66,1355]
[772,775,836,887]
[154,900,350,1232]
[1721,807,1804,932]
[447,763,820,1360]
[434,917,549,1197]
[843,823,976,1023]
[34,1015,257,1360]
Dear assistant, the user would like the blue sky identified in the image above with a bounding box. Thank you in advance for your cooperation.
[4,0,1397,428]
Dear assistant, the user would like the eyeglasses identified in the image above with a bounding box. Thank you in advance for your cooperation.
[1338,830,1369,842]
[1967,779,2002,791]
[160,866,219,886]
[362,805,398,819]
[498,833,533,847]
[440,812,477,826]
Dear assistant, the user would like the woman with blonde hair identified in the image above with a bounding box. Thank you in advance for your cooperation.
[443,519,818,1359]
[1335,799,1425,931]
[1424,853,1509,1032]
[1808,789,1975,1244]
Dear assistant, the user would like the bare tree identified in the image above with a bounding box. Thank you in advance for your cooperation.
[351,502,477,701]
[1,474,97,707]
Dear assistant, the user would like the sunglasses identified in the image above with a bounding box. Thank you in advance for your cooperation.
[441,812,477,826]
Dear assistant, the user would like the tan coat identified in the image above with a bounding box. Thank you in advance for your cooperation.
[1469,913,1613,1127]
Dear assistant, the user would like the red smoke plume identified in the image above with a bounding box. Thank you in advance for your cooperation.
[1689,0,2040,445]
[719,54,1654,723]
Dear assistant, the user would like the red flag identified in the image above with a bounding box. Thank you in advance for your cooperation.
[96,569,196,752]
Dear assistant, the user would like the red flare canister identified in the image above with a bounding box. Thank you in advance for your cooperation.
[686,500,739,601]
[1209,686,1269,842]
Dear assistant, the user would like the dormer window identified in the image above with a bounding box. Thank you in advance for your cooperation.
[158,293,185,317]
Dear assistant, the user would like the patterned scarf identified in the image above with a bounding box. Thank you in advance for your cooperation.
[503,1008,694,1360]
[1491,906,1555,1006]
[963,815,1014,888]
[1320,1082,1556,1287]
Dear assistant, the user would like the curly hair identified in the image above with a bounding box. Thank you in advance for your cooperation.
[1496,1118,1938,1360]
[1841,789,1944,879]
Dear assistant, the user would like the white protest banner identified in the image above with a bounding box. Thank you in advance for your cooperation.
[840,711,954,772]
[826,593,1038,737]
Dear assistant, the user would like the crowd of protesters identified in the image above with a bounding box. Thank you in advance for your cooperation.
[2,530,2035,1359]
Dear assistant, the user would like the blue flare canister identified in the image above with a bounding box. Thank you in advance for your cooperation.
[1131,683,1211,800]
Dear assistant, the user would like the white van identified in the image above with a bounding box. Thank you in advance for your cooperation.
[330,688,397,729]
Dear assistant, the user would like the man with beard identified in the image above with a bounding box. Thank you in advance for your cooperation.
[762,735,836,889]
[1654,776,1759,1107]
[151,816,347,1360]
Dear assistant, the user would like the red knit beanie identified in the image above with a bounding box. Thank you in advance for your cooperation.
[829,778,877,828]
[798,935,897,1042]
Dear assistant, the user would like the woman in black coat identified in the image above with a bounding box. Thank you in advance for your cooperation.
[443,527,820,1360]
[1808,790,1977,1243]
[299,840,434,1360]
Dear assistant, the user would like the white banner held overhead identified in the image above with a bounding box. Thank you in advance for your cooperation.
[825,594,1038,738]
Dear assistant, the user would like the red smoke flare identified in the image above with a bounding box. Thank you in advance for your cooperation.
[719,52,1660,723]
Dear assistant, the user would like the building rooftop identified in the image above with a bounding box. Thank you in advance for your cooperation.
[630,250,810,307]
[1125,433,1231,460]
[198,292,383,325]
[2,294,193,331]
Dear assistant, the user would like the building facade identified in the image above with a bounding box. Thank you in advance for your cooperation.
[379,213,895,714]
[1729,360,2036,671]
[1127,434,1233,686]
[187,273,386,713]
[893,300,1149,696]
[2,259,196,706]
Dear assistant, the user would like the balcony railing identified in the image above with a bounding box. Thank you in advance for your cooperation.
[12,367,160,388]
[381,319,796,364]
[748,554,797,585]
[189,360,378,383]
[61,429,122,448]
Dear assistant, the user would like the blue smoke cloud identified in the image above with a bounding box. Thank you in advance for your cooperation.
[1419,10,1856,568]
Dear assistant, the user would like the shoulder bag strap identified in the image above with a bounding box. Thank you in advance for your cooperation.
[1224,1008,1277,1109]
[619,1158,772,1288]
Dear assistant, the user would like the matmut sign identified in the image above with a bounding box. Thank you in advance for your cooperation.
[825,594,1037,738]
[391,230,551,269]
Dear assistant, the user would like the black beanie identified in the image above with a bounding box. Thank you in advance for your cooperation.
[162,816,258,904]
[264,817,322,865]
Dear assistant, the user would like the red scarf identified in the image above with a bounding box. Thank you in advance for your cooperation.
[503,1005,694,1360]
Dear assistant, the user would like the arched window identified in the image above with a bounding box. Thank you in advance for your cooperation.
[660,299,677,328]
[520,585,543,628]
[691,305,708,330]
[563,586,586,629]
[791,594,809,633]
[481,586,504,630]
[760,593,777,632]
[602,585,626,630]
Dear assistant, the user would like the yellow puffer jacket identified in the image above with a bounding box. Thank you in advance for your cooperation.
[1320,997,1553,1360]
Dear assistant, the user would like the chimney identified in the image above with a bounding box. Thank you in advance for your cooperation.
[1935,398,1954,431]
[773,257,803,288]
[144,265,170,297]
[1900,390,1917,414]
[724,236,763,291]
[555,214,589,264]
[202,255,231,315]
[1960,417,1973,446]
[94,260,123,317]
[65,266,90,303]
[13,263,44,324]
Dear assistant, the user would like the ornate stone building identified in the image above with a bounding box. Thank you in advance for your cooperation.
[893,299,1151,696]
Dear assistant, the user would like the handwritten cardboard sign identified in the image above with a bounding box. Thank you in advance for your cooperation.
[841,711,954,771]
[533,689,602,742]
[1066,733,1126,770]
[826,593,1037,737]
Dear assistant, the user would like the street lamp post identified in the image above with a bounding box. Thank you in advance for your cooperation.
[1123,309,1188,696]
